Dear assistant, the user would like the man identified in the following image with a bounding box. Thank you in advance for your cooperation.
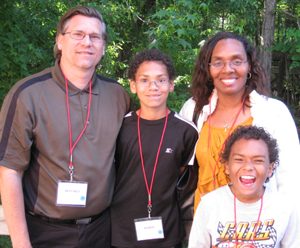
[0,6,132,248]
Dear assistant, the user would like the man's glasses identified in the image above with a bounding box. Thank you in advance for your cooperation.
[63,31,104,43]
[135,79,170,87]
[209,59,248,69]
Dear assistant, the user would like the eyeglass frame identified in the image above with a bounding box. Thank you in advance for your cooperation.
[63,30,104,43]
[135,79,170,87]
[209,59,248,69]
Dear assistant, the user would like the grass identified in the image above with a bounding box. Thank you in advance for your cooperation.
[0,236,12,248]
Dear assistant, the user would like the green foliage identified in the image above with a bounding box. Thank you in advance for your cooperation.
[167,76,192,113]
[145,0,261,79]
[146,0,202,75]
[0,236,12,248]
[0,0,64,104]
[0,0,299,128]
[0,0,266,106]
[273,28,300,69]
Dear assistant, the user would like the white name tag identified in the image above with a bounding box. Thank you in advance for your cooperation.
[56,181,88,207]
[134,217,164,241]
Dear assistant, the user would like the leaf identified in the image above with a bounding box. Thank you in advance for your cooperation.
[186,14,197,24]
[178,39,191,49]
[177,29,186,37]
[153,10,171,19]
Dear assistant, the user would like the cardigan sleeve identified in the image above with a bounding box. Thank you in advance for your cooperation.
[179,97,195,122]
[251,93,300,200]
[188,199,211,248]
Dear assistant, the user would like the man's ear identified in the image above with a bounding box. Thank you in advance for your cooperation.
[101,43,106,56]
[130,79,137,94]
[57,33,64,51]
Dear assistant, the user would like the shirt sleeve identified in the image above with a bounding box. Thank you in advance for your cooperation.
[188,199,211,248]
[180,118,199,167]
[280,204,300,247]
[0,90,33,171]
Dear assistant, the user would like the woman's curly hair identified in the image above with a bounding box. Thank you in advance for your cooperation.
[128,49,175,81]
[191,32,270,119]
[221,125,279,183]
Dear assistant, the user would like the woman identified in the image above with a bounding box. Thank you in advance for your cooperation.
[180,32,300,213]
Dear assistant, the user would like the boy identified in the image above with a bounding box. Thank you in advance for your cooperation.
[189,125,299,248]
[110,49,199,248]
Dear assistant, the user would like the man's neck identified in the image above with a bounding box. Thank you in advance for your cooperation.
[60,63,94,90]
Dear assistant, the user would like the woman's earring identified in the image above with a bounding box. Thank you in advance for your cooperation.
[247,72,252,79]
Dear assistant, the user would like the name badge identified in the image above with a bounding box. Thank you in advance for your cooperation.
[134,217,164,241]
[56,181,88,207]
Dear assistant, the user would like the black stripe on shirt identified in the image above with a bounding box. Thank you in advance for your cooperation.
[0,73,52,160]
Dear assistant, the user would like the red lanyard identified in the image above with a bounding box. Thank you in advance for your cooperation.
[64,75,92,181]
[137,108,168,217]
[207,95,245,189]
[234,194,263,247]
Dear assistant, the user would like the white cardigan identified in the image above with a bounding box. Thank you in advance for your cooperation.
[180,89,300,198]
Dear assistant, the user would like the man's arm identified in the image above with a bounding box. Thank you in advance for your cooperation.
[0,166,32,248]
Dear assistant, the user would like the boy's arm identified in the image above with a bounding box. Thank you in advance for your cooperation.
[0,166,32,248]
[188,201,211,248]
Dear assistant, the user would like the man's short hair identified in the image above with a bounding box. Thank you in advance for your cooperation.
[53,6,108,59]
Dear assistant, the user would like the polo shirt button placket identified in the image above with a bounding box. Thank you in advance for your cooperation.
[84,105,89,125]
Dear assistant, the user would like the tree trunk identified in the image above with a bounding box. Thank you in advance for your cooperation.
[260,0,277,87]
[254,8,260,46]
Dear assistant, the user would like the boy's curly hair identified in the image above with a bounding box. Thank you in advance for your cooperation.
[128,49,175,81]
[221,125,279,182]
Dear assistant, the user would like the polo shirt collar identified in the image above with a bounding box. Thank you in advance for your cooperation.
[53,59,99,96]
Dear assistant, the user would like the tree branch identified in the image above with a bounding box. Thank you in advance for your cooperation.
[279,9,300,29]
